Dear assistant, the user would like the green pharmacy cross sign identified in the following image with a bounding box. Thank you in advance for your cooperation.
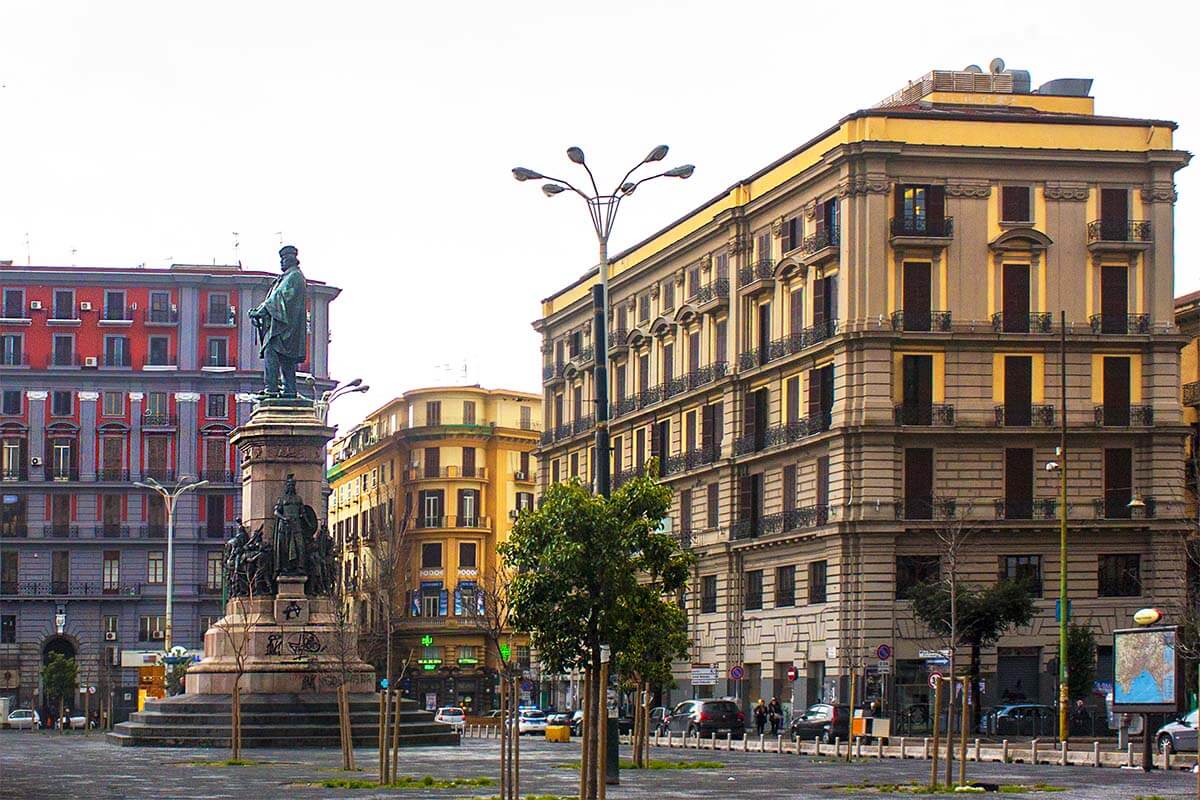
[499,643,511,662]
[421,635,434,648]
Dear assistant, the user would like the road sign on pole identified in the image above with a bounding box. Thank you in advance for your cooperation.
[928,672,943,689]
[876,644,892,661]
[729,665,745,681]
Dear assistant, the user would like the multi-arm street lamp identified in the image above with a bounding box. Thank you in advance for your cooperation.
[132,476,208,652]
[513,145,694,499]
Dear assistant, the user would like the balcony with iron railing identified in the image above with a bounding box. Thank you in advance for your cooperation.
[686,362,728,390]
[44,464,79,481]
[413,515,492,530]
[99,305,135,324]
[98,524,134,539]
[572,414,595,435]
[992,498,1059,521]
[608,328,630,352]
[47,352,80,369]
[1,581,142,598]
[408,465,490,481]
[731,504,830,541]
[1093,404,1154,427]
[103,351,133,368]
[737,321,839,371]
[203,307,236,326]
[890,216,954,240]
[737,260,774,293]
[733,417,824,456]
[542,362,565,382]
[1086,219,1152,248]
[569,345,594,366]
[894,404,956,426]
[200,469,236,483]
[1185,381,1200,407]
[894,496,958,521]
[890,309,952,332]
[1091,495,1157,520]
[41,524,80,538]
[0,524,28,538]
[48,304,80,323]
[144,307,179,325]
[1088,313,1150,335]
[802,227,840,258]
[142,468,177,483]
[141,524,167,539]
[0,351,29,368]
[691,278,730,312]
[0,301,29,320]
[2,465,28,481]
[991,312,1053,334]
[200,524,237,541]
[142,412,177,428]
[994,404,1055,427]
[96,466,131,481]
[203,354,236,369]
[197,582,224,595]
[143,353,179,369]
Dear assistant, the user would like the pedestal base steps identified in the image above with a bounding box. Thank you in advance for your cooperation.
[106,692,460,748]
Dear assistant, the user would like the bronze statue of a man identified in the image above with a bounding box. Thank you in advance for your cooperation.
[249,245,308,399]
[272,474,317,577]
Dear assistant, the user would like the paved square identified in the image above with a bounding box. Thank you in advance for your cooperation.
[1,730,1196,799]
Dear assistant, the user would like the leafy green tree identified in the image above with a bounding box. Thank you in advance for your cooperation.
[41,652,78,719]
[1066,622,1097,702]
[500,469,692,800]
[907,578,1035,721]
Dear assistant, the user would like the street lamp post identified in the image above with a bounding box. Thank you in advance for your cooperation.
[513,146,694,499]
[133,476,208,652]
[514,147,694,789]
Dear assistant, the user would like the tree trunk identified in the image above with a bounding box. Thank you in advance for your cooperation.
[946,579,957,788]
[231,684,241,761]
[512,675,522,800]
[377,691,386,784]
[499,675,508,798]
[597,658,609,800]
[642,681,651,765]
[969,641,983,730]
[580,669,591,800]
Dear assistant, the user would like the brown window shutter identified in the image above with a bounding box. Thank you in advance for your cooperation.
[790,288,803,334]
[807,369,821,421]
[786,376,799,424]
[927,185,945,223]
[743,390,757,440]
[894,184,905,220]
[783,464,796,512]
[701,404,715,453]
[649,423,660,461]
[816,456,830,507]
[707,483,719,527]
[713,402,723,447]
[738,475,752,521]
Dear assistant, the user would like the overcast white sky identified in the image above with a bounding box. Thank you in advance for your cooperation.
[2,0,1197,433]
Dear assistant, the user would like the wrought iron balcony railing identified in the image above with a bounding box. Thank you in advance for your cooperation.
[101,305,135,322]
[893,404,956,426]
[197,583,223,595]
[991,311,1053,334]
[890,216,954,238]
[1086,219,1152,243]
[1093,404,1154,427]
[1092,496,1157,520]
[143,354,178,368]
[96,467,130,481]
[572,415,595,435]
[414,515,492,530]
[542,362,565,381]
[1,580,142,597]
[733,418,819,456]
[42,525,80,538]
[0,351,29,367]
[144,307,178,324]
[691,278,730,306]
[731,504,830,541]
[992,498,1059,520]
[1088,313,1150,335]
[200,469,235,483]
[994,404,1055,427]
[687,361,728,389]
[894,496,958,521]
[737,259,774,288]
[1,466,28,481]
[802,228,839,255]
[142,413,177,427]
[0,525,28,538]
[143,468,177,482]
[44,465,79,481]
[890,310,952,332]
[201,524,237,540]
[98,524,132,539]
[104,352,133,368]
[683,445,721,471]
[569,345,594,365]
[1185,381,1200,407]
[609,328,629,348]
[204,307,236,326]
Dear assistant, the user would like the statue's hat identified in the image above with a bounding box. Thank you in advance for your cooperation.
[279,244,299,258]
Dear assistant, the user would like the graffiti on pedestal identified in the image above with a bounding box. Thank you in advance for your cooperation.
[265,631,324,658]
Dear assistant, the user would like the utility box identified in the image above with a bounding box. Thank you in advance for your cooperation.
[545,725,571,743]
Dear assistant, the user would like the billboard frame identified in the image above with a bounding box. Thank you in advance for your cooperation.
[1111,625,1181,714]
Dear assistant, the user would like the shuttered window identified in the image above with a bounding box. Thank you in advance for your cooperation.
[1001,186,1032,222]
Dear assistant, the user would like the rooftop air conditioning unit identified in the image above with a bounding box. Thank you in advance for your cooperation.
[79,301,93,311]
[29,300,42,310]
[84,356,98,367]
[30,456,42,467]
[104,631,117,641]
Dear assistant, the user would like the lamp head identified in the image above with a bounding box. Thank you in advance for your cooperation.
[619,182,636,195]
[512,167,543,182]
[566,146,586,165]
[542,184,567,197]
[345,378,362,388]
[665,164,695,179]
[1045,461,1060,472]
[1127,494,1146,509]
[644,144,669,163]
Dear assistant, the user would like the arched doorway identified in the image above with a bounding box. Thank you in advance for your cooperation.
[40,637,78,725]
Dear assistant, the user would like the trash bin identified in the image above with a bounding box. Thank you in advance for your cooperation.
[545,725,571,743]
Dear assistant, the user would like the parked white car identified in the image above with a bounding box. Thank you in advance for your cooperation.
[7,709,39,729]
[434,707,465,731]
[66,711,88,729]
[517,709,548,735]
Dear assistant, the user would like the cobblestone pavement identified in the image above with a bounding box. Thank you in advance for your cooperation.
[1,729,1196,799]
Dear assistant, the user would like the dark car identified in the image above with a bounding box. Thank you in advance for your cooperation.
[649,706,669,734]
[1156,709,1199,754]
[789,703,850,743]
[664,699,745,739]
[978,704,1056,736]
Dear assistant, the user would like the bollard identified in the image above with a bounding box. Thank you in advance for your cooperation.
[1061,739,1068,766]
[1031,738,1039,765]
[878,738,885,759]
[1092,741,1100,768]
[726,731,732,751]
[777,734,783,753]
[899,736,906,759]
[974,738,980,762]
[1162,746,1170,771]
[834,737,841,758]
[1128,741,1135,767]
[923,737,930,760]
[758,733,764,752]
[815,735,821,757]
[855,736,862,758]
[1002,739,1009,763]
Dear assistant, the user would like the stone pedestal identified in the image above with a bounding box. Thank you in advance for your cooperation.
[185,401,374,696]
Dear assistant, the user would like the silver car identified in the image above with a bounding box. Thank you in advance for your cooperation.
[7,709,40,729]
[1156,709,1199,754]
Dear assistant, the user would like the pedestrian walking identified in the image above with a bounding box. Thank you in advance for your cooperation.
[767,697,782,736]
[753,699,767,736]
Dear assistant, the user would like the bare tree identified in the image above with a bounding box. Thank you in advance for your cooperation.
[463,564,521,800]
[213,585,267,761]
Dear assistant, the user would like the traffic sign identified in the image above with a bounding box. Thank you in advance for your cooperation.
[928,672,943,689]
[786,665,799,682]
[380,678,389,689]
[876,644,892,661]
[87,686,96,694]
[876,660,892,675]
[520,680,534,692]
[690,665,718,686]
[729,665,745,681]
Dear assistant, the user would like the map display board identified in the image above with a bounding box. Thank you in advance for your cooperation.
[1112,626,1180,713]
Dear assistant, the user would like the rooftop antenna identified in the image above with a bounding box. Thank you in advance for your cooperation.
[232,232,240,265]
[70,247,77,267]
[461,361,468,380]
[24,233,30,266]
[274,231,284,245]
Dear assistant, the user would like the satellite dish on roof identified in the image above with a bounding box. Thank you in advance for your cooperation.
[963,64,983,74]
[989,57,1006,75]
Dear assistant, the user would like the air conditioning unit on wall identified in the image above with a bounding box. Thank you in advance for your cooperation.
[30,457,42,466]
[104,631,117,641]
[152,630,164,640]
[79,301,93,311]
[84,356,98,367]
[29,300,42,310]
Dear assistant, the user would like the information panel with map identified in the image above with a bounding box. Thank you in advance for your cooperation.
[1112,626,1180,713]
